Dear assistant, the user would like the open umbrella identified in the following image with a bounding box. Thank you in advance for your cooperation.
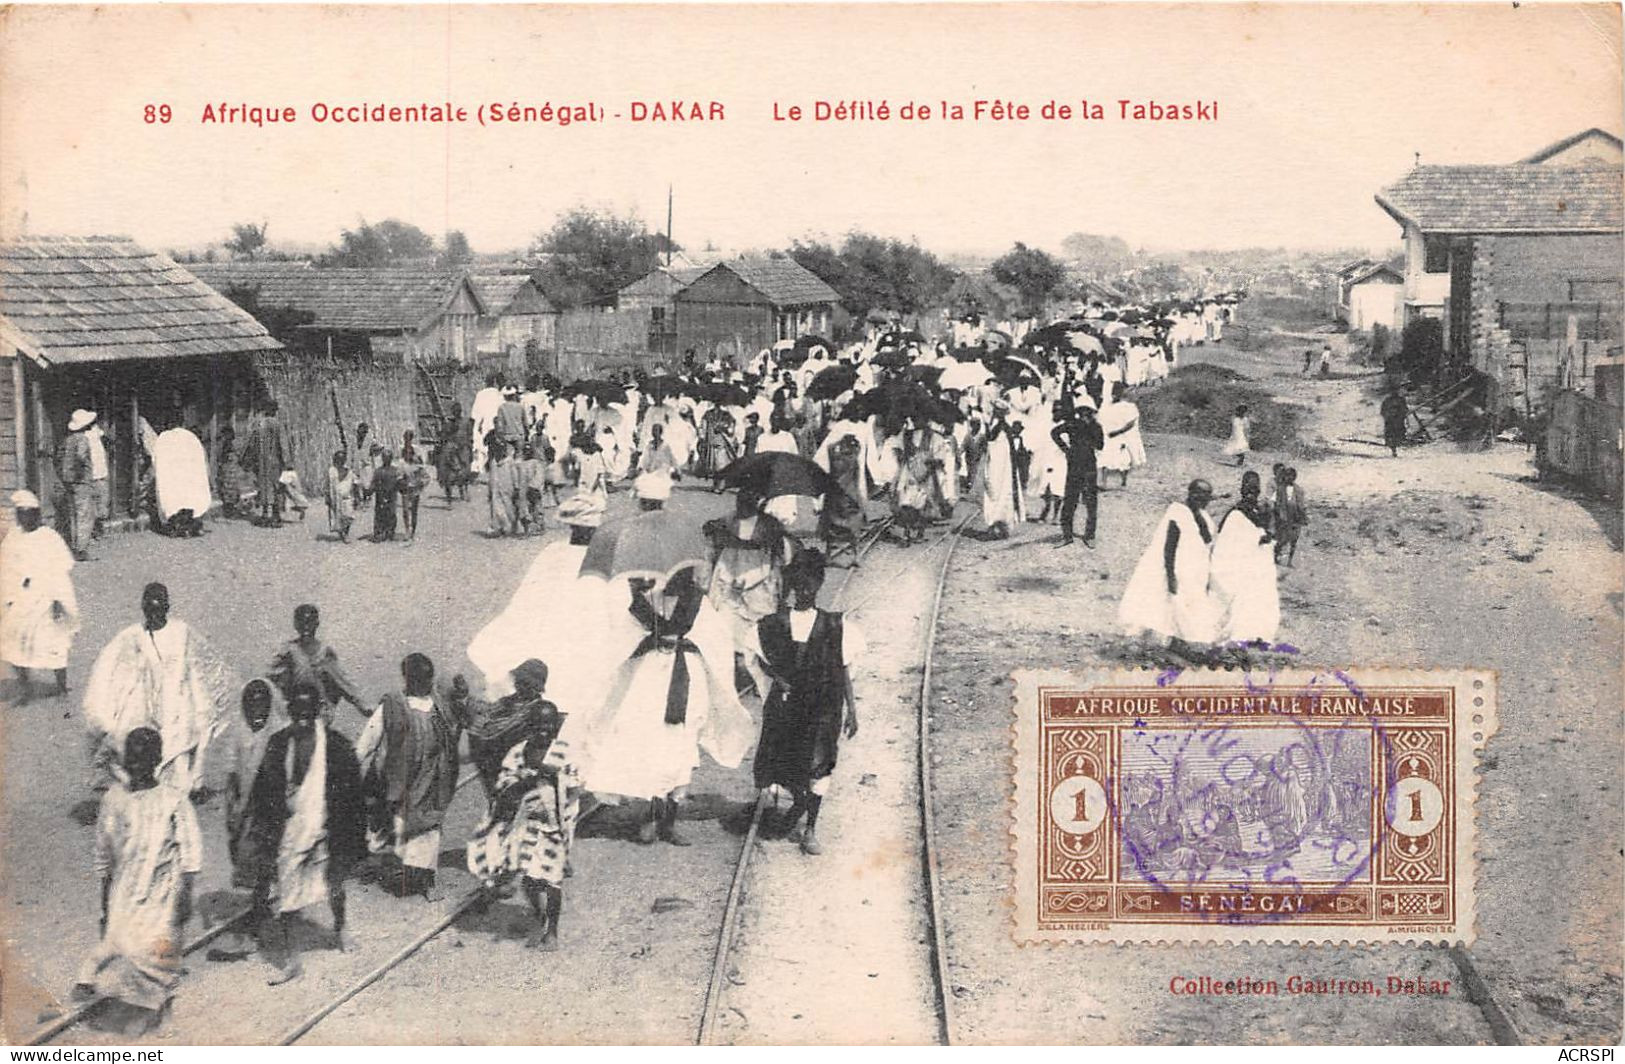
[776,347,810,368]
[568,379,629,405]
[717,452,847,502]
[793,335,834,357]
[1067,331,1105,356]
[642,375,688,401]
[938,361,994,391]
[807,364,858,400]
[579,509,711,586]
[703,381,750,406]
[984,329,1013,350]
[843,380,958,427]
[907,364,945,387]
[871,347,911,369]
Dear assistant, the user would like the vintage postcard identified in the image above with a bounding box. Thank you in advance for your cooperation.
[1010,667,1497,945]
[0,1,1619,1050]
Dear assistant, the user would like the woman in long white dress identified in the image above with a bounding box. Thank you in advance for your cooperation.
[978,409,1026,538]
[1117,480,1219,646]
[1210,471,1281,646]
[1096,396,1145,488]
[1222,405,1251,466]
[570,567,754,844]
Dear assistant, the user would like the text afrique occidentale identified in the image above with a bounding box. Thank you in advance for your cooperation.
[196,100,713,128]
[192,97,1219,129]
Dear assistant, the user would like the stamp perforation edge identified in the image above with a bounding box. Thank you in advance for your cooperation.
[1007,666,1499,947]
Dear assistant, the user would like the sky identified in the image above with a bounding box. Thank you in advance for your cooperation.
[1,4,1620,258]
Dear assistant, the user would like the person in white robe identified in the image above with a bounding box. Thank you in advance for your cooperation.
[1117,480,1220,647]
[1222,405,1251,466]
[571,567,754,845]
[468,493,611,709]
[1209,472,1281,647]
[978,408,1026,537]
[74,727,199,1031]
[755,417,804,526]
[1,490,80,700]
[469,381,505,477]
[244,682,367,983]
[814,418,876,509]
[1022,406,1066,523]
[83,582,235,797]
[151,428,215,532]
[1096,395,1146,488]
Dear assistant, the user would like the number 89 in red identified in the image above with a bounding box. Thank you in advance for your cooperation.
[144,104,172,124]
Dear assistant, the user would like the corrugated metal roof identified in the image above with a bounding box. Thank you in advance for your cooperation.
[0,236,282,365]
[190,261,484,331]
[1375,165,1623,233]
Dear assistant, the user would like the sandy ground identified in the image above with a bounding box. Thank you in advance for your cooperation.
[928,324,1623,1044]
[715,528,948,1045]
[4,315,1619,1045]
[1,482,758,1045]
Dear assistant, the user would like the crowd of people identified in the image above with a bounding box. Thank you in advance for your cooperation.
[2,289,1317,1034]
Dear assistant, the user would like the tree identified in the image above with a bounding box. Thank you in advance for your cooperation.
[439,230,473,268]
[322,218,438,267]
[527,207,670,308]
[990,242,1066,317]
[226,221,269,261]
[219,285,317,346]
[788,232,957,322]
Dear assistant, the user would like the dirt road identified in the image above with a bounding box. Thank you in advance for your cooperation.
[928,332,1623,1044]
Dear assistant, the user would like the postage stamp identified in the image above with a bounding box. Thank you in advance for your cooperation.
[1011,667,1497,945]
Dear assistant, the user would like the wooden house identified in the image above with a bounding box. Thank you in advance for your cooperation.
[1341,263,1404,332]
[0,236,282,532]
[617,265,709,357]
[674,257,840,366]
[1375,159,1622,410]
[190,261,487,365]
[471,273,558,375]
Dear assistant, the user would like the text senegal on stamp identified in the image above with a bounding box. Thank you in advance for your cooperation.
[1012,667,1497,945]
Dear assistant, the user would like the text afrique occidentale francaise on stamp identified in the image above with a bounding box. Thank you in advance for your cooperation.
[186,97,1220,129]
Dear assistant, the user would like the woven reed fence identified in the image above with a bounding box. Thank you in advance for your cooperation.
[254,354,481,490]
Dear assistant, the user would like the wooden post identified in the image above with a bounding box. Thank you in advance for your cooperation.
[129,390,140,519]
[11,358,28,494]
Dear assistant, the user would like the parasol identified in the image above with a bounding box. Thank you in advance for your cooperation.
[642,375,687,401]
[793,335,834,357]
[871,347,912,368]
[568,379,629,405]
[907,364,945,387]
[717,451,847,502]
[579,509,711,586]
[807,364,858,401]
[1067,331,1105,356]
[702,381,751,406]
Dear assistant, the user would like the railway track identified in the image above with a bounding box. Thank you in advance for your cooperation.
[26,515,965,1048]
[698,513,967,1046]
[24,504,1525,1048]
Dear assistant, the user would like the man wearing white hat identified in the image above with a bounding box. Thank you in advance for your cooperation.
[1,490,80,702]
[58,410,97,559]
